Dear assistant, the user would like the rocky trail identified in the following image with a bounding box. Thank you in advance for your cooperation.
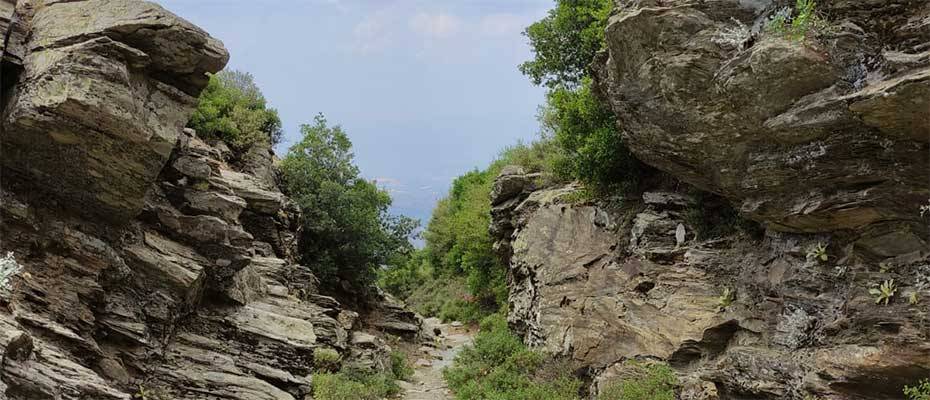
[398,319,474,400]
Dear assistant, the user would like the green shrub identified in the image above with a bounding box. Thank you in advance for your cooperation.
[401,276,490,324]
[766,0,825,41]
[598,361,677,400]
[378,249,431,299]
[541,78,646,195]
[444,314,582,400]
[188,70,282,150]
[439,298,483,324]
[312,369,400,400]
[390,351,414,381]
[313,348,341,372]
[423,167,508,310]
[905,379,930,400]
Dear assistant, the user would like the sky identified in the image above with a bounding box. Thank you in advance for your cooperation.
[156,0,550,226]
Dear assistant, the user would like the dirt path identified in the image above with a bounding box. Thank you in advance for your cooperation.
[398,319,474,400]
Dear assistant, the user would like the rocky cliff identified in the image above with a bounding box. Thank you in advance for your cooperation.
[492,1,929,399]
[0,1,421,399]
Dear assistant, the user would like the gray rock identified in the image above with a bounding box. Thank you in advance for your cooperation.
[594,0,929,240]
[1,0,228,222]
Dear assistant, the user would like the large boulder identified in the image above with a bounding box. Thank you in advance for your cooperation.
[0,0,228,223]
[594,0,929,241]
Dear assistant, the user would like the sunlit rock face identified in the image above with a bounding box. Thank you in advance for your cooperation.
[1,0,228,223]
[593,0,929,245]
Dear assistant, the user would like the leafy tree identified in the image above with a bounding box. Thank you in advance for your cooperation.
[520,0,647,195]
[280,114,416,290]
[519,0,613,89]
[188,69,283,150]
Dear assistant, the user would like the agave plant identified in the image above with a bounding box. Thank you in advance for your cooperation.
[718,288,736,309]
[869,280,897,306]
[806,243,828,262]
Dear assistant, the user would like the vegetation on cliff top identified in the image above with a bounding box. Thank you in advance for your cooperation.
[188,70,283,150]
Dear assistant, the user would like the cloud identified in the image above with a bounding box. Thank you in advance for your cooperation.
[409,12,462,39]
[351,8,396,54]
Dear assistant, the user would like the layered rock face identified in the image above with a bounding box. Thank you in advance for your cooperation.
[492,168,930,399]
[495,3,929,397]
[592,0,929,247]
[1,0,228,223]
[0,1,421,399]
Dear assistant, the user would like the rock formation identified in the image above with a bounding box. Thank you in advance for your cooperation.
[592,0,929,247]
[0,1,422,399]
[492,2,929,399]
[491,172,929,400]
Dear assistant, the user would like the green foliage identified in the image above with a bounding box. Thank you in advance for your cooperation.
[378,249,431,299]
[281,114,417,291]
[313,348,342,372]
[905,379,930,400]
[766,0,824,41]
[400,276,486,323]
[521,0,647,196]
[188,70,282,150]
[598,361,677,400]
[519,0,613,89]
[390,351,414,381]
[312,369,401,400]
[444,314,582,400]
[806,243,829,262]
[718,288,736,309]
[313,351,413,400]
[541,79,644,194]
[909,291,920,305]
[423,166,507,308]
[869,279,897,306]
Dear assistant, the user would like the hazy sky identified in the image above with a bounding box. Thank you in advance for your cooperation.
[156,0,550,224]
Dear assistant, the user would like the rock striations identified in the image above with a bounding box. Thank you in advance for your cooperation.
[0,1,421,399]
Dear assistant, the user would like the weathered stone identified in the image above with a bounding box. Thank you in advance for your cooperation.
[594,0,930,237]
[492,167,930,400]
[1,0,228,223]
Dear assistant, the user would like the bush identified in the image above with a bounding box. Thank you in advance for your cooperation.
[188,70,282,150]
[598,361,677,400]
[390,351,414,381]
[905,379,930,400]
[541,78,646,195]
[313,348,341,372]
[312,369,400,400]
[444,314,582,400]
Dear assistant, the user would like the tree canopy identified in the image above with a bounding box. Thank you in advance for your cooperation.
[281,114,417,291]
[518,0,613,89]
